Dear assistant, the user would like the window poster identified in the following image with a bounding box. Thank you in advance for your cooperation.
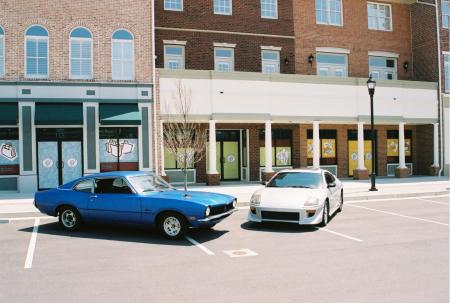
[0,139,19,175]
[307,139,313,159]
[321,139,336,158]
[387,139,399,157]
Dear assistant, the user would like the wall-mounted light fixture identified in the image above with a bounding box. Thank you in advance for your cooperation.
[308,54,315,65]
[284,57,290,66]
[403,61,409,72]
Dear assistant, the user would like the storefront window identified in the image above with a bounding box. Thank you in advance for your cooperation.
[0,128,19,175]
[386,130,412,163]
[259,129,292,167]
[99,127,138,172]
[307,129,337,166]
[164,148,194,169]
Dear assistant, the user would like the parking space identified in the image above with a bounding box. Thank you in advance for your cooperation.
[0,194,448,303]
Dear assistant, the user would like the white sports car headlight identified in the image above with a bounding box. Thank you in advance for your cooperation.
[250,194,261,206]
[304,196,319,207]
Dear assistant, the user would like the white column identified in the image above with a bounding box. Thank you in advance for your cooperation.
[160,120,166,176]
[208,120,218,174]
[398,122,406,169]
[313,121,320,169]
[265,121,273,172]
[357,122,366,170]
[433,123,440,167]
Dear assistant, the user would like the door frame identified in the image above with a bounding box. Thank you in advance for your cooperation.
[216,129,242,181]
[36,127,84,190]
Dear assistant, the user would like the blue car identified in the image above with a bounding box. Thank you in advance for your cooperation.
[34,171,237,240]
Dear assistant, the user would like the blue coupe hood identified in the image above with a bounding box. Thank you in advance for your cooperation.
[149,190,235,206]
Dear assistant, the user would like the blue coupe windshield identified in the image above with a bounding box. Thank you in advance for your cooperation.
[129,175,174,193]
[267,172,323,189]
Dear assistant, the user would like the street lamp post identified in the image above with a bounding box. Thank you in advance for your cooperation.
[367,76,378,191]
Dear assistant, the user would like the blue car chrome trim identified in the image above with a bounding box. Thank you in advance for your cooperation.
[198,209,237,222]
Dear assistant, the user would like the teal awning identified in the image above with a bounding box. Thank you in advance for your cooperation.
[0,103,18,125]
[35,103,83,125]
[99,104,141,125]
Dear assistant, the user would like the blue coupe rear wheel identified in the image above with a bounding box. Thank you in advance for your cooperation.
[58,206,81,231]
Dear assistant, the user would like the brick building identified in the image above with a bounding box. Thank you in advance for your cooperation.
[0,0,155,192]
[156,0,443,185]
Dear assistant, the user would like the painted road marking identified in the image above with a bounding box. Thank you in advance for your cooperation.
[348,204,449,227]
[185,236,215,256]
[415,198,449,206]
[346,194,450,204]
[24,218,40,269]
[224,249,258,258]
[0,216,53,222]
[317,227,363,242]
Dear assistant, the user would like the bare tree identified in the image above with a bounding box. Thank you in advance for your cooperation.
[164,81,207,191]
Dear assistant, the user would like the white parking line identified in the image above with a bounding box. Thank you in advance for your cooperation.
[24,218,40,269]
[317,227,363,242]
[185,236,215,256]
[415,198,449,206]
[348,204,449,227]
[0,216,53,222]
[346,194,450,204]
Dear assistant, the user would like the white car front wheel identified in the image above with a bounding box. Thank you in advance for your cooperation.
[319,201,329,227]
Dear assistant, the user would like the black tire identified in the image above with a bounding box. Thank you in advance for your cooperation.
[337,190,344,212]
[157,212,188,240]
[319,201,329,227]
[58,206,82,231]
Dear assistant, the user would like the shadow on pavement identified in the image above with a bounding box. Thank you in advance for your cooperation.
[240,221,318,234]
[19,221,227,246]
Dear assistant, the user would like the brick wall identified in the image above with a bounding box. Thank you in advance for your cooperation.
[292,0,413,80]
[0,0,153,82]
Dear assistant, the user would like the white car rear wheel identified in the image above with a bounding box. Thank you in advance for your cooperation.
[338,190,344,212]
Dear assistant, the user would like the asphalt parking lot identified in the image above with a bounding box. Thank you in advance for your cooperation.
[0,194,448,303]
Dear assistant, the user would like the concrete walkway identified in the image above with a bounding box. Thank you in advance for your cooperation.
[0,176,448,214]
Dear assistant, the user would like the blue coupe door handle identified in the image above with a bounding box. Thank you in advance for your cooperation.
[90,195,97,199]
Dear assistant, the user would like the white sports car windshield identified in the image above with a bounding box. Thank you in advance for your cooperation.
[267,172,322,189]
[130,175,174,193]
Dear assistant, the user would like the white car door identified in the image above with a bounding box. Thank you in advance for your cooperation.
[324,172,339,211]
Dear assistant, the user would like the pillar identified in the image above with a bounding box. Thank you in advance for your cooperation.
[18,102,37,192]
[207,120,220,185]
[262,121,275,182]
[313,121,320,169]
[395,122,409,178]
[160,120,169,181]
[430,123,440,175]
[353,122,369,180]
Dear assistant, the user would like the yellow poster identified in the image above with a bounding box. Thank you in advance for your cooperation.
[387,139,398,156]
[321,139,336,158]
[348,140,373,175]
[307,139,313,159]
[405,139,411,157]
[364,140,373,173]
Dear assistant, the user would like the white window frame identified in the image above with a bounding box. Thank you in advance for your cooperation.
[24,30,49,79]
[214,47,235,72]
[164,0,183,11]
[214,0,232,15]
[70,36,93,80]
[164,44,185,70]
[443,0,450,29]
[316,52,348,77]
[367,2,393,32]
[261,0,278,19]
[111,33,135,81]
[0,28,4,77]
[369,56,397,80]
[261,50,280,74]
[315,0,343,26]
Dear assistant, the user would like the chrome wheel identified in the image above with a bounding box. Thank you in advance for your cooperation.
[323,203,328,225]
[163,216,181,237]
[61,209,76,228]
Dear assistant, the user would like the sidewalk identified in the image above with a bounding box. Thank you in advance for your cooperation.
[0,176,448,214]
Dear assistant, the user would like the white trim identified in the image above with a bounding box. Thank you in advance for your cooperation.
[261,49,280,74]
[261,45,282,51]
[316,47,350,54]
[164,0,183,11]
[214,47,235,72]
[111,30,135,81]
[24,29,49,79]
[138,103,153,172]
[260,0,278,19]
[315,0,344,27]
[367,2,393,32]
[368,51,399,58]
[18,102,36,175]
[163,40,187,45]
[213,0,233,15]
[69,27,93,80]
[213,42,237,48]
[82,102,100,174]
[164,44,185,70]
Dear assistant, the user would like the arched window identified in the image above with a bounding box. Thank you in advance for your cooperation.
[112,29,134,80]
[70,27,92,79]
[0,27,4,76]
[25,25,49,78]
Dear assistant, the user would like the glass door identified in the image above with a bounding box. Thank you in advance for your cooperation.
[38,141,59,189]
[62,141,82,184]
[222,141,239,180]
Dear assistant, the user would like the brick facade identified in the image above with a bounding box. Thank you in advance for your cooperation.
[0,0,153,82]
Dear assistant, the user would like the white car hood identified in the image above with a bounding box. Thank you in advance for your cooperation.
[257,187,326,209]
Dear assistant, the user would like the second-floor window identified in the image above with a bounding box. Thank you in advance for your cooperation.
[214,0,232,15]
[316,53,347,77]
[164,0,183,11]
[70,27,93,79]
[214,48,234,72]
[368,2,392,31]
[369,56,397,80]
[112,30,134,80]
[444,54,450,92]
[261,0,278,19]
[164,45,185,69]
[261,50,280,74]
[0,27,4,77]
[316,0,343,26]
[443,1,450,28]
[25,25,49,79]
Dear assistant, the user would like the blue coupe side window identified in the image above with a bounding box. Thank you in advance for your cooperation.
[94,178,134,194]
[74,179,93,193]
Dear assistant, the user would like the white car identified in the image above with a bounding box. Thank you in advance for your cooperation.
[248,169,343,227]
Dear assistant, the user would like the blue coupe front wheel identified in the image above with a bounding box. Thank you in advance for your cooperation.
[158,212,188,240]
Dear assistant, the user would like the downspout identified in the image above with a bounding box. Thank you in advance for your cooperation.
[416,0,444,176]
[151,0,159,175]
